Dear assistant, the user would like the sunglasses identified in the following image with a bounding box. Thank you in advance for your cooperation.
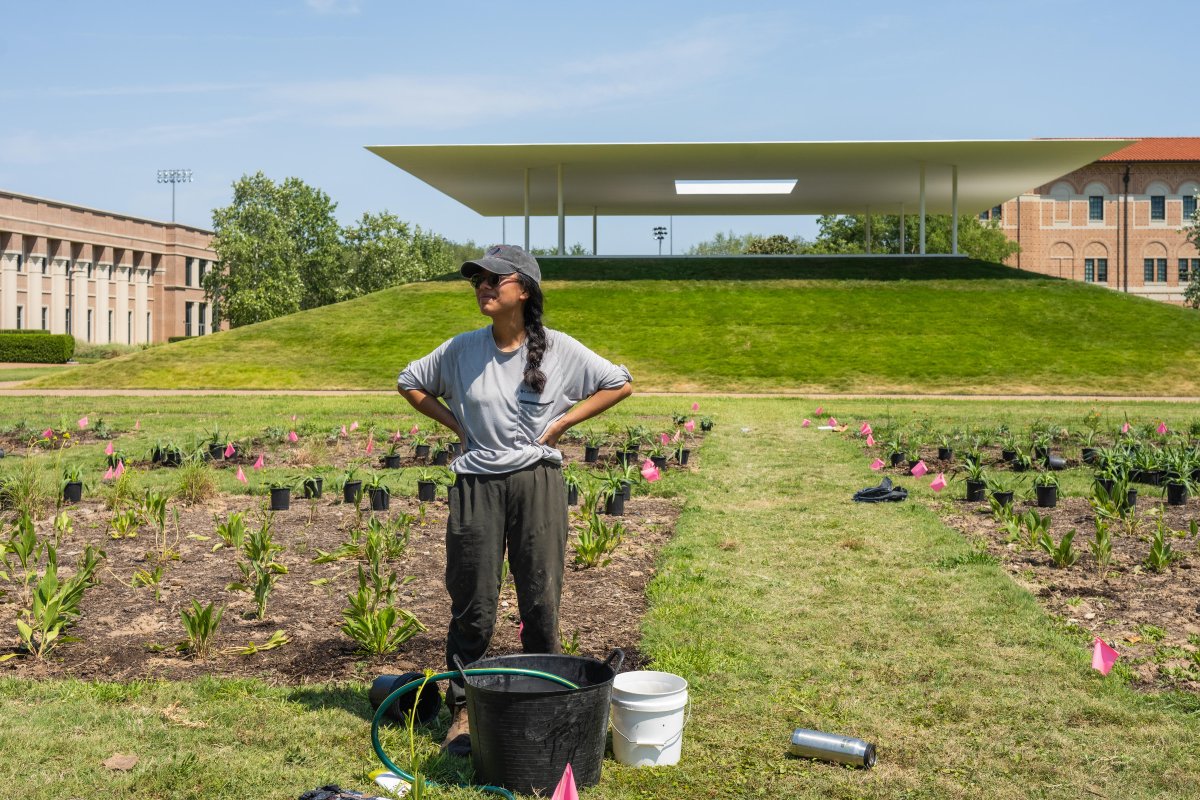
[469,273,522,290]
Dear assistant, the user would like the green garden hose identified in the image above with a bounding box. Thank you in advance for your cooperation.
[370,668,580,800]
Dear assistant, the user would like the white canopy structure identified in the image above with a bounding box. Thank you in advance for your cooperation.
[367,140,1131,255]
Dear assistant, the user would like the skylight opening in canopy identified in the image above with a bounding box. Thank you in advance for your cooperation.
[674,179,797,195]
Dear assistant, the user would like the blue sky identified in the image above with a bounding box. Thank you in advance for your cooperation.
[2,1,1197,254]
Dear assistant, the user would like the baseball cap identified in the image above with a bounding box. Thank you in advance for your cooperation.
[460,244,542,285]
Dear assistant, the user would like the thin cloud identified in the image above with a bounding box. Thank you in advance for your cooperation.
[306,0,361,14]
[0,81,265,100]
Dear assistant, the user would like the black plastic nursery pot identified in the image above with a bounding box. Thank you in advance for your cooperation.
[105,453,122,468]
[62,481,83,503]
[584,446,600,463]
[1166,482,1188,506]
[615,450,635,467]
[415,444,431,460]
[464,651,623,795]
[270,487,291,511]
[369,672,442,725]
[208,443,226,461]
[965,480,986,502]
[369,487,390,511]
[302,477,323,499]
[1033,446,1048,461]
[161,450,183,467]
[677,448,691,465]
[621,480,632,501]
[383,454,402,469]
[1035,485,1057,508]
[1001,449,1017,462]
[1126,489,1138,508]
[992,490,1014,507]
[433,450,450,466]
[1097,478,1116,495]
[937,447,954,462]
[343,479,363,504]
[566,484,578,506]
[889,452,903,467]
[448,442,462,456]
[1045,455,1067,471]
[1082,447,1100,464]
[605,493,625,516]
[700,421,713,431]
[650,455,668,471]
[417,481,437,502]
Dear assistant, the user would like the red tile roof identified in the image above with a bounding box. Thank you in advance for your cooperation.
[1094,138,1200,163]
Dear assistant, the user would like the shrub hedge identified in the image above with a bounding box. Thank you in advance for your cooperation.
[0,333,75,363]
[0,329,44,335]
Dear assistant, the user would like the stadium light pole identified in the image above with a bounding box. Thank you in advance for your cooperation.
[653,225,668,256]
[157,169,193,223]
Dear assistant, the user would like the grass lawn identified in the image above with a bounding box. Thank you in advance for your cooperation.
[26,261,1200,395]
[0,366,72,384]
[1,395,1199,799]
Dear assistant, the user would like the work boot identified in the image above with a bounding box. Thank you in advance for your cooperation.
[441,704,470,757]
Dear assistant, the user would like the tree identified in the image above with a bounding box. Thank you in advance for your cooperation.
[1185,200,1200,309]
[805,214,1019,262]
[340,212,455,297]
[205,173,341,328]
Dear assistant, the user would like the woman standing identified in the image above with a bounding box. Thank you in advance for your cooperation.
[397,244,632,756]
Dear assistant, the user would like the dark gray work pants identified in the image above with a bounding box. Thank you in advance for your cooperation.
[444,460,568,707]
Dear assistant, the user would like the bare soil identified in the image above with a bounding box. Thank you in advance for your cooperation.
[0,444,697,684]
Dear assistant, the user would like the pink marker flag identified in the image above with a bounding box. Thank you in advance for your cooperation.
[410,424,420,435]
[659,433,670,445]
[291,414,297,422]
[684,419,696,433]
[1121,422,1130,434]
[288,430,298,443]
[930,472,947,492]
[77,416,88,430]
[870,458,885,471]
[1092,637,1120,675]
[815,406,824,416]
[224,442,235,458]
[366,435,374,455]
[828,417,838,427]
[236,466,247,484]
[105,441,114,456]
[672,430,682,443]
[253,453,264,470]
[1157,421,1168,435]
[859,422,872,435]
[641,459,661,482]
[550,763,579,800]
[340,424,348,437]
[103,466,114,481]
[911,460,928,478]
[42,428,54,439]
[114,460,125,479]
[866,434,876,447]
[691,402,699,411]
[350,421,359,432]
[801,419,811,428]
[518,620,525,641]
[392,430,404,442]
[134,419,140,431]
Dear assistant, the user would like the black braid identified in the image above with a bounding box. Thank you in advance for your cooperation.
[519,275,547,393]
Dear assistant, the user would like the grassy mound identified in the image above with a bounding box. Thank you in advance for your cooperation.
[29,258,1200,394]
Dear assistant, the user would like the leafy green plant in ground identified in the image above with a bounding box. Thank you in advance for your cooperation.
[1037,527,1080,568]
[573,513,626,568]
[227,515,287,620]
[178,600,224,658]
[340,567,425,656]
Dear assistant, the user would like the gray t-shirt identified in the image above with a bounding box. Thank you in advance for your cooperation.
[397,326,632,475]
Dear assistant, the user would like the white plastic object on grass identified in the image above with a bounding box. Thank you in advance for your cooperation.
[371,770,411,797]
[610,670,689,767]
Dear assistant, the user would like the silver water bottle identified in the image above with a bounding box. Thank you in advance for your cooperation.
[788,728,877,768]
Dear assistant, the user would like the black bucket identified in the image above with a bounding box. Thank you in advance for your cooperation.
[464,650,623,795]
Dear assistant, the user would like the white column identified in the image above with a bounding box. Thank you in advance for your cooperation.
[96,263,111,343]
[73,263,89,342]
[865,206,872,254]
[592,207,598,255]
[899,203,905,254]
[115,267,130,344]
[951,165,959,255]
[50,259,68,334]
[134,267,149,344]
[556,162,565,256]
[0,253,18,328]
[919,162,927,255]
[523,168,530,250]
[25,258,43,329]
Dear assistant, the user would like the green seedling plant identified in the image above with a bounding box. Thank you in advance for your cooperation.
[1089,520,1113,574]
[178,600,224,658]
[132,564,166,602]
[1145,519,1184,573]
[108,508,140,540]
[213,511,247,552]
[51,511,73,545]
[227,515,287,620]
[1021,511,1052,550]
[1038,527,1080,568]
[9,540,104,660]
[230,629,290,656]
[340,566,425,656]
[574,513,626,568]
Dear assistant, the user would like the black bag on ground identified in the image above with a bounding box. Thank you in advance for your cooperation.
[853,477,908,503]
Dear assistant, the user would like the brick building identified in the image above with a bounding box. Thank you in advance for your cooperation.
[0,189,219,344]
[990,138,1200,302]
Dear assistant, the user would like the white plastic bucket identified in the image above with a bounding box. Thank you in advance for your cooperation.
[610,670,689,767]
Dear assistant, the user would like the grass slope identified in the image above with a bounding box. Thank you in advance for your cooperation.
[29,260,1200,394]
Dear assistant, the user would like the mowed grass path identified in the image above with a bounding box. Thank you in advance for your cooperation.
[29,266,1200,395]
[1,396,1198,799]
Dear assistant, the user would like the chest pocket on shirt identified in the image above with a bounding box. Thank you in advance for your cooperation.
[516,389,554,435]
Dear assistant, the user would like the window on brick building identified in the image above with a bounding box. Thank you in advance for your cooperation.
[198,303,207,336]
[992,205,1002,219]
[1085,258,1108,283]
[1088,196,1104,221]
[108,310,113,341]
[1145,259,1155,282]
[87,309,93,342]
[185,302,193,337]
[14,254,22,272]
[1185,195,1198,220]
[185,257,193,287]
[40,307,48,330]
[15,306,23,330]
[127,311,132,344]
[1150,195,1166,221]
[1097,258,1108,282]
[40,258,47,275]
[1182,259,1198,283]
[1158,259,1168,282]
